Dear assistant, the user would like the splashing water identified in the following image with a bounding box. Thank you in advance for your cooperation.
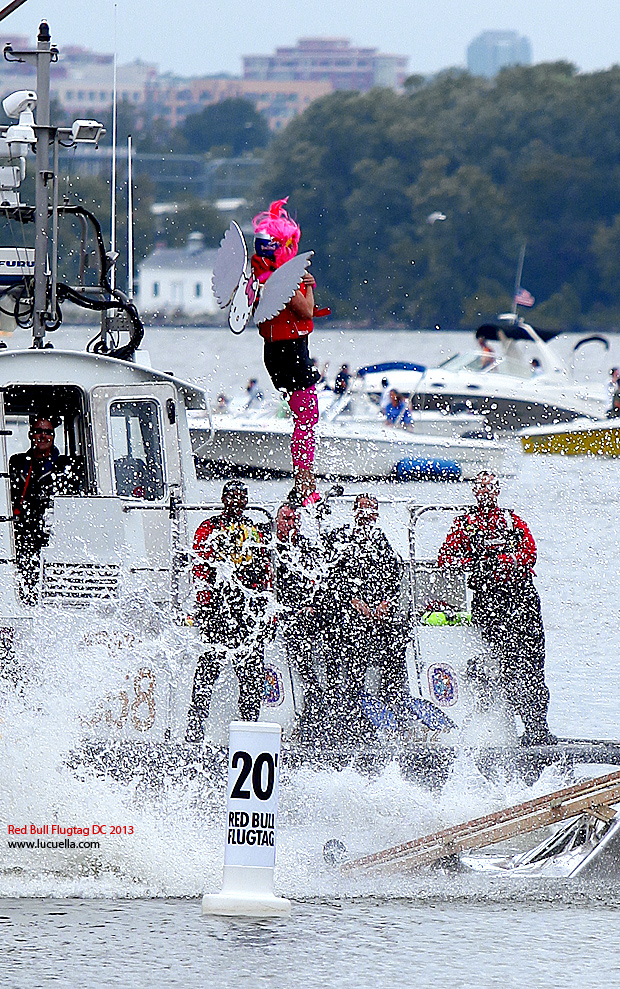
[0,596,567,902]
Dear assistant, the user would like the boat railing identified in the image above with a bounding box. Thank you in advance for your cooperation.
[408,504,476,617]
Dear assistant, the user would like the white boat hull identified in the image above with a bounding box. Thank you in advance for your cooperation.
[189,414,508,480]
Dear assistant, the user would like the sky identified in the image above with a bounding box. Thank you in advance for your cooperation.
[2,0,620,79]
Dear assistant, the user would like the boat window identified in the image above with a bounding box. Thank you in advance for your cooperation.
[3,385,90,494]
[438,351,531,379]
[463,354,499,373]
[109,399,165,501]
[438,352,491,372]
[486,357,531,379]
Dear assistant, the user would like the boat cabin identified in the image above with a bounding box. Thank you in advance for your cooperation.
[0,348,207,613]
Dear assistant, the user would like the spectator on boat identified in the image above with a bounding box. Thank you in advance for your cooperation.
[334,363,351,396]
[437,471,556,747]
[245,377,264,409]
[607,368,620,418]
[10,415,83,601]
[321,494,408,739]
[383,389,412,426]
[530,358,543,377]
[379,377,391,412]
[186,480,274,743]
[275,497,327,735]
[250,198,329,507]
[477,337,496,368]
[310,357,329,390]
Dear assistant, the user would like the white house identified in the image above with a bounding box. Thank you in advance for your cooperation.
[136,233,221,318]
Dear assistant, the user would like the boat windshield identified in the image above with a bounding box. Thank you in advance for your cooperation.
[439,352,532,379]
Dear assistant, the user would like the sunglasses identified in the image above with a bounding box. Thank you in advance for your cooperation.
[30,428,54,436]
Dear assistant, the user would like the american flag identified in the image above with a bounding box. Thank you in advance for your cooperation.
[514,286,535,307]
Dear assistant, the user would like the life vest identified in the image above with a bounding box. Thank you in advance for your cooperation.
[438,507,537,580]
[192,514,272,605]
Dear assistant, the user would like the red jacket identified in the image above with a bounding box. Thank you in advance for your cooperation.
[193,514,273,605]
[438,507,536,583]
[251,255,314,342]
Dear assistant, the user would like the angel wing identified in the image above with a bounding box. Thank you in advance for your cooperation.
[253,251,314,325]
[211,221,248,308]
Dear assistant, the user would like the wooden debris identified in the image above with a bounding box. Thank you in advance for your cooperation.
[342,770,620,874]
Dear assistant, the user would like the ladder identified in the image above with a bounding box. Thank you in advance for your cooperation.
[342,769,620,875]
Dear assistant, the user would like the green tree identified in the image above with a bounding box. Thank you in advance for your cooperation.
[254,63,620,325]
[179,98,269,156]
[152,199,225,248]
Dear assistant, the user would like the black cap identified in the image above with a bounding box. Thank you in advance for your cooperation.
[222,479,248,498]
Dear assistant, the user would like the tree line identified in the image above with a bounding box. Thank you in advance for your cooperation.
[256,62,620,329]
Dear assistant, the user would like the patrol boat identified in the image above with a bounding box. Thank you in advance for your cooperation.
[0,23,323,776]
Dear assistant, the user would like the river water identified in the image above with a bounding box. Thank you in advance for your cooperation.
[1,324,620,988]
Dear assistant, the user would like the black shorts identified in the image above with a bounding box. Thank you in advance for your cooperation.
[263,337,320,393]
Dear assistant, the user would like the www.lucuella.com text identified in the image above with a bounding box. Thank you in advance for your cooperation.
[7,825,134,836]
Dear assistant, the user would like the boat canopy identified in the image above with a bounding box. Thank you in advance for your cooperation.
[357,361,426,377]
[476,322,563,344]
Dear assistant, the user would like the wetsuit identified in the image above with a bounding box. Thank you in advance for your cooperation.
[9,447,83,599]
[320,523,408,739]
[186,514,273,740]
[438,506,551,740]
[276,532,326,731]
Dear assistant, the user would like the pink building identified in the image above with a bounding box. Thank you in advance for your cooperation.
[243,37,408,92]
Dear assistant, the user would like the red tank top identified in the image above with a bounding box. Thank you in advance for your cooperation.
[251,255,314,343]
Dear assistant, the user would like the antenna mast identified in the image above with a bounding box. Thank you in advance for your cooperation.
[512,242,526,318]
[3,22,58,346]
[110,2,118,291]
[127,134,133,299]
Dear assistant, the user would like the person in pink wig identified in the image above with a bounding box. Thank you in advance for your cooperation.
[251,198,328,506]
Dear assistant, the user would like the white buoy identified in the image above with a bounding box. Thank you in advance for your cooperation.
[202,721,291,918]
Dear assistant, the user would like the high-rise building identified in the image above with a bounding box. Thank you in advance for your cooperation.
[243,37,408,92]
[467,31,532,79]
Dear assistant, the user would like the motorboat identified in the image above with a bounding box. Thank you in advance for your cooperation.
[359,317,610,431]
[520,416,620,457]
[189,384,510,482]
[73,497,620,789]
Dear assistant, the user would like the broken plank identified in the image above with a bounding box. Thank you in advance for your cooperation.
[342,769,620,875]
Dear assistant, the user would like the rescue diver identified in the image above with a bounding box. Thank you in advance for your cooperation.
[275,496,328,737]
[10,415,83,601]
[321,494,409,740]
[186,480,274,743]
[437,471,557,746]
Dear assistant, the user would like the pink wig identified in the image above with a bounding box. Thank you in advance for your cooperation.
[253,197,300,266]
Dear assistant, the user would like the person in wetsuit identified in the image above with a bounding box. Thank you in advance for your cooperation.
[275,497,327,735]
[186,480,274,743]
[437,471,556,747]
[321,494,408,740]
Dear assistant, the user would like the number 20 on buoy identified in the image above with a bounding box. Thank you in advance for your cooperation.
[202,721,291,917]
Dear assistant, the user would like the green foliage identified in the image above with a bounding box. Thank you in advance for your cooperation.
[59,173,156,293]
[179,98,270,156]
[152,199,225,248]
[256,63,620,327]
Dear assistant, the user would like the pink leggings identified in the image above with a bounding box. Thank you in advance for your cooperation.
[288,386,319,471]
